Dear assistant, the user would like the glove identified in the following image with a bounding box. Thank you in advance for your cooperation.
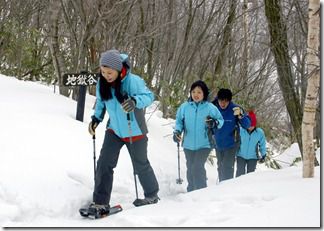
[205,116,219,129]
[258,155,266,164]
[121,97,136,113]
[88,117,100,135]
[173,130,182,143]
[233,107,243,117]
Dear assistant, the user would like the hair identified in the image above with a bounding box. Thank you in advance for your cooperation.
[99,72,125,103]
[189,80,209,101]
[217,88,232,101]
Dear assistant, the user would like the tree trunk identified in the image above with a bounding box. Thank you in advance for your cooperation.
[264,0,304,154]
[213,0,237,89]
[212,0,237,88]
[239,0,250,95]
[146,0,156,89]
[302,0,320,178]
[47,0,69,97]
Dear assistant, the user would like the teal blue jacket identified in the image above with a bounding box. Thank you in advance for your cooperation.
[174,100,224,151]
[237,127,267,160]
[93,54,154,138]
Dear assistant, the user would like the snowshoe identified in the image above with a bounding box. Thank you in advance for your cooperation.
[79,202,122,219]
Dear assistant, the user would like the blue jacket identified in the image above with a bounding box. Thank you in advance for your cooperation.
[174,100,224,151]
[237,127,267,160]
[93,54,154,138]
[212,99,251,150]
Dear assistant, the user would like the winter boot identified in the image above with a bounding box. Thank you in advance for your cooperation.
[133,195,160,207]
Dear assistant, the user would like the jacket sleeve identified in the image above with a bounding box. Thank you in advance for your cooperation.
[209,103,224,129]
[258,128,267,156]
[93,80,106,122]
[129,76,154,109]
[238,110,251,129]
[174,103,185,133]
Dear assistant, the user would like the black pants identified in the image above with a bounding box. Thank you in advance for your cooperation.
[215,145,238,182]
[184,148,211,192]
[93,131,159,205]
[236,156,257,177]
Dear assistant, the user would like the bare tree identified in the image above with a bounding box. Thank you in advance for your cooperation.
[302,0,320,178]
[212,0,237,89]
[1,0,316,154]
[47,0,69,96]
[264,0,304,153]
[238,0,250,93]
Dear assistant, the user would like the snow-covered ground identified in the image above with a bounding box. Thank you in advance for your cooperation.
[0,74,320,228]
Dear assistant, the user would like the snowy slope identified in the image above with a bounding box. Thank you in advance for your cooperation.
[0,74,320,227]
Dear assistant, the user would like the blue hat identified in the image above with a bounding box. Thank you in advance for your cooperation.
[100,49,122,71]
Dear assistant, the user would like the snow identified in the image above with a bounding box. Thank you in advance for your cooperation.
[272,143,302,168]
[0,74,320,228]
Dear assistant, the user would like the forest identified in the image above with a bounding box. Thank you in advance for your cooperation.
[0,0,320,174]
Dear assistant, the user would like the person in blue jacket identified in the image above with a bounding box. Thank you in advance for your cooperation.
[236,111,267,177]
[173,80,224,192]
[87,49,159,214]
[211,88,251,182]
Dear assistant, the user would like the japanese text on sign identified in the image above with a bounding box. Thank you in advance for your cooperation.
[62,73,98,86]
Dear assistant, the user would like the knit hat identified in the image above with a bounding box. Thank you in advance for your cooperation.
[190,80,209,101]
[100,49,123,72]
[248,111,257,127]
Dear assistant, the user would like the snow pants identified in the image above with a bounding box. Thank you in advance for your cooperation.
[93,131,159,205]
[215,145,238,182]
[184,148,211,192]
[235,156,257,177]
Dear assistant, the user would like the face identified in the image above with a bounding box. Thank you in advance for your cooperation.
[191,86,204,103]
[100,66,119,83]
[218,99,230,109]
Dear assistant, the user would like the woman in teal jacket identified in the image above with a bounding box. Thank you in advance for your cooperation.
[173,80,224,192]
[86,49,159,215]
[236,111,267,177]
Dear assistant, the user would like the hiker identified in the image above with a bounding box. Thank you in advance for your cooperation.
[211,88,250,182]
[87,49,159,215]
[173,80,224,192]
[236,110,267,177]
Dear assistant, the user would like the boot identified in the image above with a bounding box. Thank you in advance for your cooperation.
[133,195,160,207]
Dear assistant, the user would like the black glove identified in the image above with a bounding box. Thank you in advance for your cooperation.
[258,155,266,164]
[121,97,136,113]
[205,116,219,129]
[88,116,100,135]
[173,130,181,143]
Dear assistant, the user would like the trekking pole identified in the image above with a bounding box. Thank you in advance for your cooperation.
[176,142,183,184]
[127,113,139,200]
[92,134,96,185]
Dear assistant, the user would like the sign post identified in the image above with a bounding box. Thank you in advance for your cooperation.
[62,71,99,122]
